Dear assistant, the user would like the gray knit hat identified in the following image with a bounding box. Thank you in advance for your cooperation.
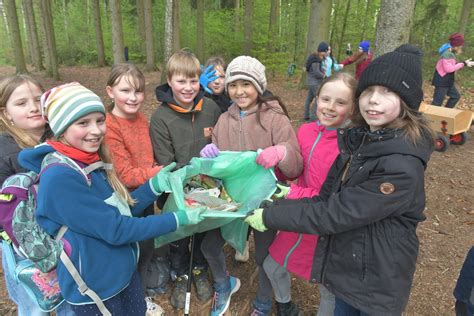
[225,56,267,94]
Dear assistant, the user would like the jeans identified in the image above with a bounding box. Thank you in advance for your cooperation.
[303,85,319,120]
[201,228,227,284]
[317,284,335,316]
[432,85,460,108]
[454,247,474,316]
[334,297,370,316]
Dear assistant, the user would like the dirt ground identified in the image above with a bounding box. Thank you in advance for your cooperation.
[0,65,473,315]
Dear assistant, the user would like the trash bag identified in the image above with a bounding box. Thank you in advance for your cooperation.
[145,255,170,295]
[154,151,276,253]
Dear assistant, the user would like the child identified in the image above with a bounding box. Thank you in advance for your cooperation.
[104,63,165,312]
[264,72,356,316]
[19,82,204,316]
[431,33,473,108]
[199,55,303,315]
[303,42,328,121]
[203,57,232,113]
[245,45,435,315]
[341,40,372,79]
[149,50,221,309]
[323,46,344,78]
[0,75,74,316]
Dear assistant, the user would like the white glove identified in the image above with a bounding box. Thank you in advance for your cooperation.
[467,60,474,68]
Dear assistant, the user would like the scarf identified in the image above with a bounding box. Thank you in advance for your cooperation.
[47,140,100,165]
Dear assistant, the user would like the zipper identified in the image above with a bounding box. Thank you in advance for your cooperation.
[239,118,244,150]
[283,233,303,268]
[304,131,322,185]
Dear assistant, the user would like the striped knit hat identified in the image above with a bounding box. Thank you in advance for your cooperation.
[41,82,105,136]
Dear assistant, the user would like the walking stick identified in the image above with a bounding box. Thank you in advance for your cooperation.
[184,234,195,316]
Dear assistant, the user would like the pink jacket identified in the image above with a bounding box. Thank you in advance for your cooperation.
[268,122,339,280]
[435,58,465,77]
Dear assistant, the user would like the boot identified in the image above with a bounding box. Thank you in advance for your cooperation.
[276,301,302,316]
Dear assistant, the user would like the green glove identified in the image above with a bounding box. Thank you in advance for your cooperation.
[149,162,176,194]
[244,208,267,232]
[174,207,206,226]
[274,182,290,199]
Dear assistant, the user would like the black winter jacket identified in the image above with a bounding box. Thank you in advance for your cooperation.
[263,127,433,315]
[0,133,25,185]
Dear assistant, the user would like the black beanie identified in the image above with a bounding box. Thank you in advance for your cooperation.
[317,42,329,52]
[356,44,424,111]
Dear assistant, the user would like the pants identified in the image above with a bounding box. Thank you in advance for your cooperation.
[253,228,277,307]
[137,204,155,293]
[454,247,474,316]
[432,85,460,108]
[201,228,227,285]
[334,297,370,316]
[169,232,207,276]
[69,271,145,316]
[303,84,320,120]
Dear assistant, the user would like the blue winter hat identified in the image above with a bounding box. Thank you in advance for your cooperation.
[438,43,451,55]
[359,41,370,53]
[317,42,329,53]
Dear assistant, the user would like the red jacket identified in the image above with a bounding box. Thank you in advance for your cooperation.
[341,52,373,79]
[268,122,339,279]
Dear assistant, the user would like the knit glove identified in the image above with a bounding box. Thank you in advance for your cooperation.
[149,162,176,194]
[174,208,206,226]
[200,143,220,158]
[244,209,267,232]
[256,145,287,169]
[273,182,290,199]
[199,65,219,94]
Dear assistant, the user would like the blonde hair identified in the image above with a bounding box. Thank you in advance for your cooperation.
[0,75,44,148]
[204,56,226,71]
[317,72,357,102]
[167,50,201,80]
[106,64,145,112]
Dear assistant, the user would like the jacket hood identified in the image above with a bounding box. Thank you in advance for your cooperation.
[339,127,433,167]
[18,143,56,173]
[155,83,205,111]
[305,54,322,71]
[227,99,285,120]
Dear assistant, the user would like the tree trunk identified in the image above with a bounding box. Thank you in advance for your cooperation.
[161,0,173,83]
[109,0,125,64]
[172,0,180,53]
[359,0,372,41]
[234,0,240,33]
[459,0,472,34]
[196,0,204,61]
[329,0,340,46]
[374,0,416,57]
[91,0,106,67]
[22,0,44,71]
[267,0,279,52]
[336,0,351,61]
[144,0,155,71]
[4,0,27,73]
[136,0,146,53]
[40,0,59,79]
[243,0,254,55]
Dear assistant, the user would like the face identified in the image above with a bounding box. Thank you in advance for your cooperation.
[316,80,354,128]
[4,82,45,137]
[227,79,259,111]
[106,75,144,119]
[61,112,106,153]
[167,74,200,108]
[209,65,225,95]
[358,85,401,132]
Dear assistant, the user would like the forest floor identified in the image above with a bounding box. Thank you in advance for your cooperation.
[0,65,473,315]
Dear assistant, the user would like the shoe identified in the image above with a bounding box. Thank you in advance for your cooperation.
[211,276,241,316]
[276,301,302,316]
[192,267,213,301]
[170,274,188,309]
[250,299,272,316]
[234,241,250,262]
[145,297,165,316]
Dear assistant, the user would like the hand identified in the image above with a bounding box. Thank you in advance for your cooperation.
[244,209,267,232]
[337,64,344,69]
[149,162,176,194]
[199,65,219,94]
[465,59,474,67]
[273,182,290,199]
[175,207,206,226]
[256,145,287,169]
[200,143,220,158]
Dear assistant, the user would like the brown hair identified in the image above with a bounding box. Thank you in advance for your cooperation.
[0,75,44,148]
[166,50,201,80]
[204,56,226,71]
[316,72,357,101]
[106,63,145,112]
[255,94,290,132]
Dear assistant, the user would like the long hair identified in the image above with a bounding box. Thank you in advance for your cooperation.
[106,63,145,112]
[0,75,44,148]
[255,93,290,132]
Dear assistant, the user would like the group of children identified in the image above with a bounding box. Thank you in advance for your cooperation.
[0,35,471,316]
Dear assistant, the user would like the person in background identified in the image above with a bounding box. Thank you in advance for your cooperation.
[453,246,474,316]
[303,42,328,121]
[203,57,232,113]
[341,40,372,79]
[323,46,344,78]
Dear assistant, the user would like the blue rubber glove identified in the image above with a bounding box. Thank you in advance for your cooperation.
[149,162,176,194]
[199,65,219,94]
[244,208,267,232]
[174,208,206,226]
[200,143,220,158]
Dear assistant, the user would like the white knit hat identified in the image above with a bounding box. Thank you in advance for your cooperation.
[225,56,267,94]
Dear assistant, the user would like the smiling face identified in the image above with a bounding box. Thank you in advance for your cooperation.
[4,81,45,140]
[209,65,225,95]
[227,79,259,111]
[316,80,354,128]
[106,75,144,119]
[358,85,401,132]
[167,74,200,109]
[61,112,106,153]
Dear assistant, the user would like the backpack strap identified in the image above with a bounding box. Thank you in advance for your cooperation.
[56,226,112,316]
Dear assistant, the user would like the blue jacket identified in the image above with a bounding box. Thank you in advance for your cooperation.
[19,144,178,304]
